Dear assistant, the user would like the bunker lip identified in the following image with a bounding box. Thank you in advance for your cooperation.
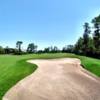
[3,58,100,100]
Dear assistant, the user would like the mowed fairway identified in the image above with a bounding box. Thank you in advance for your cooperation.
[0,53,100,100]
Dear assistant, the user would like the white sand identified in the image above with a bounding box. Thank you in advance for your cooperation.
[3,58,100,100]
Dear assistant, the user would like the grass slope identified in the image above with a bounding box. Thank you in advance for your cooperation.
[0,53,100,100]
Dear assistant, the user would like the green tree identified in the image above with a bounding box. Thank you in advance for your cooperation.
[62,46,68,53]
[0,46,4,54]
[66,45,74,53]
[44,47,50,53]
[53,46,59,53]
[82,22,91,55]
[27,43,37,53]
[87,37,95,56]
[92,15,100,51]
[74,37,84,54]
[4,46,9,54]
[50,46,59,53]
[16,41,23,54]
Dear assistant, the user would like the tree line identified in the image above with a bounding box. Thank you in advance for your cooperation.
[73,15,100,58]
[0,41,61,55]
[0,15,100,58]
[0,41,38,55]
[62,15,100,59]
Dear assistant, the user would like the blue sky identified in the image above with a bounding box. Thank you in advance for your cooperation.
[0,0,100,49]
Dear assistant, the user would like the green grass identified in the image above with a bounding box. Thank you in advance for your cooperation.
[0,53,100,100]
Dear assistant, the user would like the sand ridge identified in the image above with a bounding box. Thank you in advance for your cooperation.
[3,58,100,100]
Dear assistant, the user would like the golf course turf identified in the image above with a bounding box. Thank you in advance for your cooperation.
[0,53,100,100]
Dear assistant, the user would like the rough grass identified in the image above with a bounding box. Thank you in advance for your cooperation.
[0,53,100,100]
